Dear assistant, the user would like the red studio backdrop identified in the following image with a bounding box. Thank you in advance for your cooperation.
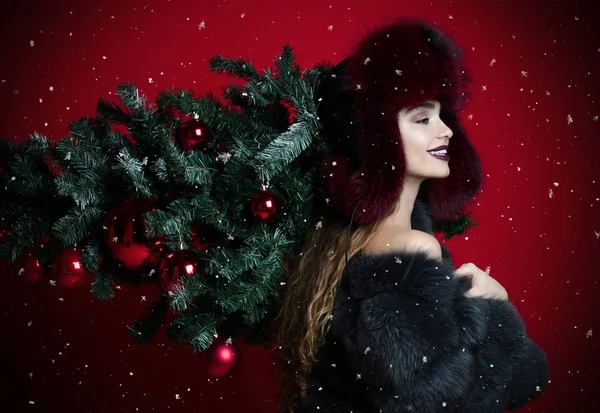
[1,0,599,412]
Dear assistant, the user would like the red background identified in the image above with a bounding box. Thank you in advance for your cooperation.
[1,0,599,412]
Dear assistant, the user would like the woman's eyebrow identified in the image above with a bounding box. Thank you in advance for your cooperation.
[406,101,437,114]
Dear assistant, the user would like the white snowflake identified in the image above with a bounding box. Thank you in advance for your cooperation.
[217,152,231,163]
[567,114,573,124]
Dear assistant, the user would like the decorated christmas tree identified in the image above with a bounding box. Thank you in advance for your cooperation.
[0,44,475,360]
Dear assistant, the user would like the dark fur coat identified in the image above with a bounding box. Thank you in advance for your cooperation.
[292,199,549,412]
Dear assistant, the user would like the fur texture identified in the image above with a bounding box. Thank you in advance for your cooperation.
[291,200,549,412]
[318,19,483,225]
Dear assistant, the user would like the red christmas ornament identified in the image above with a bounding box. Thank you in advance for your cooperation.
[106,199,165,270]
[159,249,201,293]
[177,117,210,152]
[250,189,281,223]
[16,247,44,283]
[206,339,241,378]
[52,248,91,288]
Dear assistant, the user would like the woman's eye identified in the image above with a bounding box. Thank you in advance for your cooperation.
[416,118,429,124]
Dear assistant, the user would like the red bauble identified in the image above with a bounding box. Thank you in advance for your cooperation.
[250,189,281,223]
[177,118,210,152]
[16,247,44,283]
[105,199,165,270]
[159,249,201,293]
[52,248,91,288]
[206,339,240,378]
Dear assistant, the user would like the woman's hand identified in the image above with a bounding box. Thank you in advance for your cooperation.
[454,263,509,300]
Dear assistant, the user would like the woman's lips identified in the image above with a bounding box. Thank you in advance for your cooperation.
[429,153,449,161]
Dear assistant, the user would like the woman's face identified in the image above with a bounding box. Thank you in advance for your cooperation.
[397,99,453,181]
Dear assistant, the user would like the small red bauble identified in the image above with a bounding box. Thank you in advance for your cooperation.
[250,189,281,223]
[105,199,165,270]
[159,249,201,293]
[177,118,210,152]
[16,247,44,283]
[206,339,240,378]
[52,248,91,288]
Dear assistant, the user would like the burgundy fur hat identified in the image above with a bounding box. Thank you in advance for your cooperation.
[317,18,482,225]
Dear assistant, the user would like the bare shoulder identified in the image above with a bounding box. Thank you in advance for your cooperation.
[363,227,442,261]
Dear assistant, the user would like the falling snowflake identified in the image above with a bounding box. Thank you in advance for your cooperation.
[363,57,371,65]
[217,152,231,163]
[594,231,600,239]
[29,40,35,47]
[198,21,205,30]
[593,116,598,122]
[490,58,496,66]
[546,90,551,95]
[327,25,333,31]
[548,189,554,198]
[567,114,573,124]
[586,329,593,338]
[395,69,402,75]
[521,71,528,77]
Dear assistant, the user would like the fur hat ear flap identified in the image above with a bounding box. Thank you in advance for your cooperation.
[317,18,482,225]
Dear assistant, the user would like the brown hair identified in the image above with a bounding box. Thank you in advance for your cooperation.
[272,200,398,412]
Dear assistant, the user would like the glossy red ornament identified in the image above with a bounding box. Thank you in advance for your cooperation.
[16,247,44,283]
[105,199,165,270]
[52,248,91,288]
[159,249,201,293]
[177,117,210,152]
[206,339,240,378]
[250,189,281,223]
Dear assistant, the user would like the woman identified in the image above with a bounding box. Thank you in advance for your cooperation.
[274,19,549,413]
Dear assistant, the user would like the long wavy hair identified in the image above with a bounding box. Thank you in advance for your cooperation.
[273,200,398,412]
[271,54,411,411]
